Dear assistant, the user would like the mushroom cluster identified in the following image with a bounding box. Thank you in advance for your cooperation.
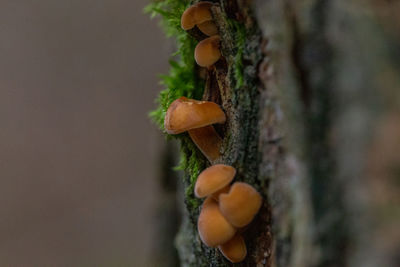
[181,1,222,67]
[164,97,262,263]
[161,2,263,263]
[195,165,262,263]
[165,97,263,262]
[164,96,225,162]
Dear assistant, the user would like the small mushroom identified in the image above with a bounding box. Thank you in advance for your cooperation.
[181,4,197,30]
[197,20,218,36]
[164,96,226,135]
[219,182,262,227]
[194,164,236,198]
[181,2,217,36]
[188,126,222,162]
[194,35,221,67]
[193,2,213,22]
[198,197,236,247]
[218,234,247,263]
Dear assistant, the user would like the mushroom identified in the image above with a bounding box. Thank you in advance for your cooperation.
[194,35,221,67]
[194,164,236,198]
[164,97,225,161]
[193,2,213,22]
[188,125,223,162]
[198,197,236,247]
[181,4,197,30]
[197,20,218,36]
[218,234,247,263]
[181,2,218,36]
[219,182,262,227]
[164,96,226,135]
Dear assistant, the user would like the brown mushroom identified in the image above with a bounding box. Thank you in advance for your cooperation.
[164,96,226,135]
[197,20,218,36]
[194,164,236,198]
[194,35,221,67]
[198,197,236,247]
[219,182,262,227]
[188,126,222,162]
[181,2,214,33]
[181,5,196,30]
[193,2,213,23]
[218,234,247,263]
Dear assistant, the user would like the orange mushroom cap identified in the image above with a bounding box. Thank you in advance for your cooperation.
[194,2,213,23]
[181,5,196,30]
[198,197,236,247]
[197,20,218,36]
[194,164,236,198]
[194,35,221,67]
[164,96,226,135]
[218,234,247,263]
[219,182,262,227]
[181,2,214,30]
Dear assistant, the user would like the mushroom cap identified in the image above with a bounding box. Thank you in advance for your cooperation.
[197,20,218,36]
[194,164,236,198]
[188,126,222,162]
[181,2,213,30]
[218,234,247,263]
[219,182,262,227]
[194,35,221,67]
[193,2,213,24]
[198,197,236,247]
[164,97,226,134]
[181,5,197,30]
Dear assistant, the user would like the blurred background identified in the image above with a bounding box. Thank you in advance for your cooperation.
[0,0,171,266]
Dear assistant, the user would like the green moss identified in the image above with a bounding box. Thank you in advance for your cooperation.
[146,0,204,129]
[145,0,206,205]
[178,136,205,211]
[227,19,247,89]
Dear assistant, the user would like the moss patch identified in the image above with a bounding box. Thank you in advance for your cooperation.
[145,0,206,212]
[146,0,204,128]
[227,19,247,90]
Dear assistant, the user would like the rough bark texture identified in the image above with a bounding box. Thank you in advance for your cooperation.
[175,0,400,266]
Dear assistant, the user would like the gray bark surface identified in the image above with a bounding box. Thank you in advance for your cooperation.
[175,0,400,266]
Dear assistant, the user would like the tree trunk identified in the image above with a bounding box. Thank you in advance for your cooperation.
[172,0,400,266]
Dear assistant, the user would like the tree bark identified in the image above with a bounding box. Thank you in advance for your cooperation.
[174,0,400,266]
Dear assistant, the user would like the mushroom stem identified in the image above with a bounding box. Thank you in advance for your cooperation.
[188,126,222,162]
